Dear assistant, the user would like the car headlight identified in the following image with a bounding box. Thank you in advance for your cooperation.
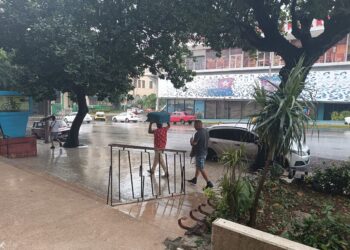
[291,150,308,156]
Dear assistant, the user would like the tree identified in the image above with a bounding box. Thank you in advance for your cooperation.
[0,49,21,89]
[136,94,157,110]
[179,0,350,87]
[0,0,194,147]
[248,60,313,226]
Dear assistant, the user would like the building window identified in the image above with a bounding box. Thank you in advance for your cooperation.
[138,80,141,88]
[184,100,194,114]
[205,101,216,119]
[272,53,284,66]
[347,34,350,61]
[325,36,347,63]
[186,56,205,70]
[142,80,145,88]
[229,52,242,68]
[149,81,153,89]
[206,49,229,69]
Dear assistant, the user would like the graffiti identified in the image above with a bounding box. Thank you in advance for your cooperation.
[159,69,350,102]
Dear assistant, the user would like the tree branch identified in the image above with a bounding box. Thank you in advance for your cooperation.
[311,14,350,56]
[247,0,298,57]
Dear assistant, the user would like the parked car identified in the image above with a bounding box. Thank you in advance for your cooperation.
[170,111,196,124]
[128,107,144,114]
[63,112,92,124]
[94,111,106,121]
[206,124,311,178]
[112,112,140,123]
[31,120,70,140]
[345,117,350,125]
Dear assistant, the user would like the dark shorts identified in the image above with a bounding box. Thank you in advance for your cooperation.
[51,132,59,140]
[195,155,206,169]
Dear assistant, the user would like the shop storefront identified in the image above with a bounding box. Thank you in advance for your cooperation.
[159,66,350,120]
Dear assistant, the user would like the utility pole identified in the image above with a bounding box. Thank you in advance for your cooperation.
[269,52,273,77]
[44,100,51,143]
[155,79,159,111]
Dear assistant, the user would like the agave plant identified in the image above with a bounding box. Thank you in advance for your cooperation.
[248,58,315,226]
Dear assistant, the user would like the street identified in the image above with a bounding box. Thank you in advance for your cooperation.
[78,121,350,161]
[19,121,350,202]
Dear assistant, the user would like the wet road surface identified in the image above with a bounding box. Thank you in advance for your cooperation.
[13,121,349,231]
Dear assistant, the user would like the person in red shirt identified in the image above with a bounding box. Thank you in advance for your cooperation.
[148,122,170,176]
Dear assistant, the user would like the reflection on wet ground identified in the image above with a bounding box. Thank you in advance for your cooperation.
[16,122,226,234]
[114,192,211,234]
[16,122,349,234]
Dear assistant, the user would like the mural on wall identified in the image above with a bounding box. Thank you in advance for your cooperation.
[159,69,350,102]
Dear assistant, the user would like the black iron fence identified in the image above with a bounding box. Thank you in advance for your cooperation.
[106,143,187,206]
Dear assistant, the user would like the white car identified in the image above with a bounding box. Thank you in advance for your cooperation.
[206,124,310,178]
[345,117,350,125]
[112,112,140,123]
[63,112,93,124]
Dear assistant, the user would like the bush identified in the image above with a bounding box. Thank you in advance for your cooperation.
[331,110,350,121]
[312,163,350,196]
[286,206,350,250]
[205,147,255,222]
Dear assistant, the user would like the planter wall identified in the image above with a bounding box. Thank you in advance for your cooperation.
[0,137,37,158]
[212,218,317,250]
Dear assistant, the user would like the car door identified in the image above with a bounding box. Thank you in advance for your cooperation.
[209,128,237,156]
[235,129,259,160]
[172,112,180,122]
[32,122,45,138]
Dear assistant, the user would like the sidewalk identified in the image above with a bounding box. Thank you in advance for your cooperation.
[0,159,207,250]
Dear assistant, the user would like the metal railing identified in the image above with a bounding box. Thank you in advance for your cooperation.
[106,143,187,206]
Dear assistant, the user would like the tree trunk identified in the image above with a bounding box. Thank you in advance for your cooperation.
[248,151,273,227]
[279,52,319,90]
[63,86,88,148]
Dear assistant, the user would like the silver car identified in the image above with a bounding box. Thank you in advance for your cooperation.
[206,124,310,178]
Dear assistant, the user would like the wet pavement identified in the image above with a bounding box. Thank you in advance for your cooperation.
[1,121,349,248]
[5,122,226,246]
[0,160,208,249]
[18,122,350,201]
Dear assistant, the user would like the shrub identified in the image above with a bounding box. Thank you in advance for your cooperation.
[286,206,350,250]
[331,110,350,121]
[312,163,350,196]
[205,147,255,222]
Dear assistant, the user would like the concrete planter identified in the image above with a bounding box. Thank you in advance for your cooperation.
[212,218,317,250]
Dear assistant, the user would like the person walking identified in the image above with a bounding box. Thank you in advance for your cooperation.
[187,120,214,189]
[148,122,170,177]
[49,116,63,149]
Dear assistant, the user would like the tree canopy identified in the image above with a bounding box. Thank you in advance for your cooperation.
[178,0,350,85]
[0,49,21,89]
[0,0,194,147]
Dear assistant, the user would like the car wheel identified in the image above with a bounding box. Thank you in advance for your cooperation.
[188,121,193,125]
[112,118,117,122]
[87,121,91,124]
[64,118,68,123]
[206,148,218,162]
[125,118,129,123]
[288,169,296,179]
[180,119,185,125]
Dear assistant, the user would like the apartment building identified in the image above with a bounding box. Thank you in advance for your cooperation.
[159,22,350,120]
